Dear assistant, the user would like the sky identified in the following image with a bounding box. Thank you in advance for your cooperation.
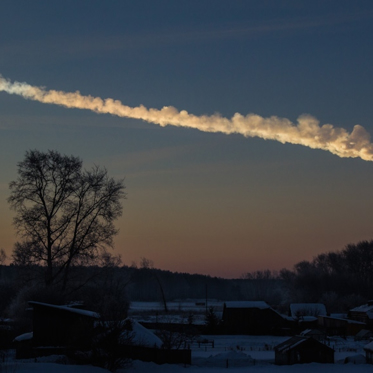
[1,0,373,278]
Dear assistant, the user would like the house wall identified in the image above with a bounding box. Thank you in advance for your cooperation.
[222,307,288,334]
[275,339,334,365]
[32,305,95,348]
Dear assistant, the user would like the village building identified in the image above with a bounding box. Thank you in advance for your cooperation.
[318,315,366,336]
[222,301,292,335]
[14,301,100,358]
[14,301,191,365]
[274,336,334,365]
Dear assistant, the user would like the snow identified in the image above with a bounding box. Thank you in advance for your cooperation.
[224,301,270,309]
[4,334,373,372]
[129,319,163,347]
[14,332,33,342]
[350,303,373,313]
[123,361,373,373]
[193,350,254,367]
[1,363,110,372]
[364,340,373,351]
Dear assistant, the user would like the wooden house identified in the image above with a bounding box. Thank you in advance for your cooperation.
[274,336,334,365]
[348,301,373,328]
[318,315,365,336]
[222,301,292,335]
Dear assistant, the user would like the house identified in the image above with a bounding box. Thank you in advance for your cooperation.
[348,301,373,328]
[29,301,99,348]
[222,301,292,335]
[364,341,373,364]
[14,301,100,358]
[274,336,334,365]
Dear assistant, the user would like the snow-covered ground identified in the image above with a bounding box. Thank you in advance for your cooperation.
[4,334,371,372]
[124,361,373,373]
[5,301,372,372]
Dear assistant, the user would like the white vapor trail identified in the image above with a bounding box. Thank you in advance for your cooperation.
[1,75,372,161]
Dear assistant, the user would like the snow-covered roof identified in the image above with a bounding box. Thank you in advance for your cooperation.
[275,335,332,353]
[351,304,373,312]
[351,303,373,318]
[224,301,270,309]
[129,319,163,348]
[28,301,100,319]
[364,341,373,351]
[275,336,308,353]
[300,329,324,336]
[290,303,327,318]
[14,332,33,342]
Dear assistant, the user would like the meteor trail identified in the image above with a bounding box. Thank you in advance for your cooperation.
[1,75,372,161]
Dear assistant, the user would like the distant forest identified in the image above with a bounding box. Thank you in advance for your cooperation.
[0,240,372,323]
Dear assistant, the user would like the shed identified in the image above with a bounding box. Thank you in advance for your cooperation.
[318,315,365,336]
[274,336,334,365]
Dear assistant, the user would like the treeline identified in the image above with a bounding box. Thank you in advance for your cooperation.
[0,240,372,322]
[279,240,373,312]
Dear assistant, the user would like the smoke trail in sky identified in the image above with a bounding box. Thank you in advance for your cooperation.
[1,75,372,161]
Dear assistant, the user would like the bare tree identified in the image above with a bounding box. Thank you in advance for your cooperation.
[8,150,126,289]
[0,249,6,265]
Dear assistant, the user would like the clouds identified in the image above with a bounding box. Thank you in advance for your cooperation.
[1,75,372,161]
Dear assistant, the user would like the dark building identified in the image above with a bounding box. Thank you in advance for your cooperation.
[222,301,292,335]
[318,315,365,337]
[29,301,99,348]
[275,336,334,365]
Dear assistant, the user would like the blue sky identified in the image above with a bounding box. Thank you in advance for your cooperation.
[1,1,373,277]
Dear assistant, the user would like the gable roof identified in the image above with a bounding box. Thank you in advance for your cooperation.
[350,303,373,319]
[275,336,332,353]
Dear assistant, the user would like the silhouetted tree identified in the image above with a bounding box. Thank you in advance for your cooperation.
[8,150,126,289]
